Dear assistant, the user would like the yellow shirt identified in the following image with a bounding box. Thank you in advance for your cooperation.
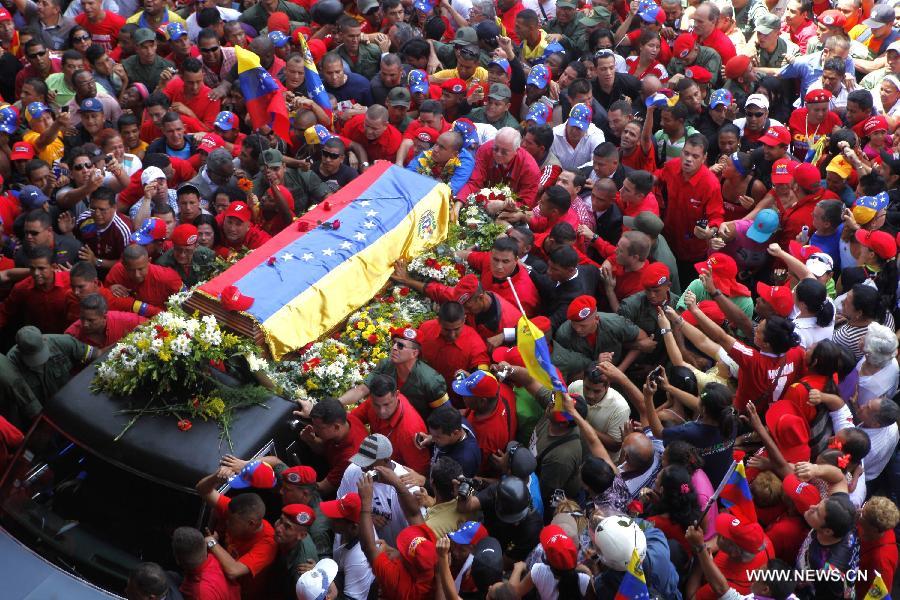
[431,66,489,87]
[23,130,64,164]
[126,9,186,26]
[522,30,550,64]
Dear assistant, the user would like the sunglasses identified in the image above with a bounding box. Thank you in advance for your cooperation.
[74,35,91,42]
[200,45,221,53]
[746,111,766,118]
[72,162,92,171]
[321,150,342,159]
[393,340,413,349]
[27,50,48,59]
[23,229,44,237]
[594,48,615,58]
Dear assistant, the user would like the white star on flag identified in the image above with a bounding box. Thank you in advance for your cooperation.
[364,221,376,229]
[366,210,378,218]
[354,232,366,241]
[322,248,335,257]
[301,253,313,262]
[340,241,353,250]
[281,252,296,261]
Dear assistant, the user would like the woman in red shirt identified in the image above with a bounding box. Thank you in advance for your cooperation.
[625,31,669,82]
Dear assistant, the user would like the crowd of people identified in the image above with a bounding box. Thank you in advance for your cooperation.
[0,0,898,598]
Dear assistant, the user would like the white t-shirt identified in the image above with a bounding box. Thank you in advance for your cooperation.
[523,0,556,20]
[530,563,590,600]
[337,461,420,547]
[857,358,900,407]
[332,538,375,600]
[861,423,899,481]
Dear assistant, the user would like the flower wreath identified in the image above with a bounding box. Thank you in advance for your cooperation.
[415,149,462,181]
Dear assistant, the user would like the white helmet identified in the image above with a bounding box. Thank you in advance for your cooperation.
[592,516,647,571]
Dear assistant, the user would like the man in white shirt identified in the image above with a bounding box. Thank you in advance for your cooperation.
[857,396,900,482]
[550,103,605,171]
[319,492,374,600]
[568,367,630,462]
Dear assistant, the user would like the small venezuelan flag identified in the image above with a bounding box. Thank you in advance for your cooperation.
[720,456,757,523]
[614,549,651,600]
[516,315,568,415]
[294,33,332,118]
[864,572,891,600]
[235,46,291,142]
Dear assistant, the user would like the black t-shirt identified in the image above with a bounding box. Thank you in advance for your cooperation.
[14,233,81,268]
[592,73,641,112]
[313,163,359,194]
[476,483,544,561]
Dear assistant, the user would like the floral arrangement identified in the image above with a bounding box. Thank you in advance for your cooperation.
[465,184,519,208]
[407,253,466,285]
[413,149,463,183]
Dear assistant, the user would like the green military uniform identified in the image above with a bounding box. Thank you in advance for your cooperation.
[543,19,588,54]
[0,354,41,426]
[433,42,457,70]
[667,46,723,87]
[469,107,521,131]
[530,388,582,501]
[276,535,319,596]
[8,334,93,409]
[393,114,414,133]
[156,246,216,287]
[650,238,681,295]
[239,1,308,34]
[123,54,175,91]
[551,313,641,381]
[273,462,333,557]
[757,37,796,69]
[253,168,330,215]
[366,358,448,419]
[617,291,680,366]
[335,43,383,81]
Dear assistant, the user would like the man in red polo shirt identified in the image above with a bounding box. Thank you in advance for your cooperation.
[215,201,272,256]
[75,0,126,51]
[300,398,369,497]
[416,301,490,393]
[65,260,160,324]
[773,163,838,247]
[457,237,540,316]
[341,104,402,165]
[453,370,517,477]
[521,185,581,234]
[351,374,431,475]
[171,527,241,600]
[782,0,818,53]
[653,133,724,275]
[693,2,736,64]
[617,171,660,218]
[105,245,184,310]
[600,230,652,308]
[163,57,221,125]
[0,246,70,333]
[65,292,147,349]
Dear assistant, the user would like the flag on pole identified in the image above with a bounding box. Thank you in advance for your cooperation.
[235,46,291,142]
[294,33,333,118]
[516,315,568,414]
[720,454,757,523]
[614,549,651,600]
[864,572,891,600]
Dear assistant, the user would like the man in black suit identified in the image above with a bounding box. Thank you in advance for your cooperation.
[529,245,601,332]
[506,225,548,275]
[579,142,634,189]
[582,179,624,263]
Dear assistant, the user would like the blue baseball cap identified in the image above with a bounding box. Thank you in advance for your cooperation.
[709,89,733,109]
[644,92,671,108]
[413,0,434,13]
[541,41,566,61]
[214,110,239,131]
[525,101,552,126]
[746,208,779,243]
[408,69,429,95]
[166,22,187,40]
[79,97,104,113]
[18,185,48,209]
[25,101,50,124]
[269,30,290,48]
[638,5,664,22]
[526,64,551,89]
[452,118,479,150]
[131,217,167,245]
[448,521,489,545]
[0,106,17,134]
[488,58,511,77]
[452,369,499,397]
[567,103,592,131]
[228,460,277,490]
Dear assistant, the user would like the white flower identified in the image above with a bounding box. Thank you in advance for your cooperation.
[170,334,192,356]
[245,354,267,372]
[149,338,164,354]
[200,327,222,346]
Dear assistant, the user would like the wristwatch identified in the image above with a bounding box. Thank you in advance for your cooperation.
[659,328,672,336]
[207,539,218,549]
[95,258,103,269]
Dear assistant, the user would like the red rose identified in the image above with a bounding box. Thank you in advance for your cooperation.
[267,256,277,266]
[367,334,379,344]
[297,221,310,232]
[154,325,169,340]
[454,263,466,276]
[177,419,192,431]
[310,357,321,368]
[209,359,226,372]
[425,258,439,268]
[385,296,395,304]
[332,219,341,230]
[322,201,332,211]
[399,287,410,296]
[191,398,201,409]
[331,331,341,339]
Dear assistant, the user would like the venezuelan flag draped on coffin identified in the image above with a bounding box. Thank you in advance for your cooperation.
[187,163,451,359]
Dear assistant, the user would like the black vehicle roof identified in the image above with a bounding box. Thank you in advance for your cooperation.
[44,364,296,492]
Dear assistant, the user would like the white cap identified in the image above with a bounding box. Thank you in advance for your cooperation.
[746,93,770,110]
[295,558,338,600]
[592,516,647,571]
[888,39,900,54]
[140,166,166,185]
[806,252,834,277]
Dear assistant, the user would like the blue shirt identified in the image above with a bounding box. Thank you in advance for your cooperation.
[406,149,476,195]
[811,224,843,272]
[431,419,481,478]
[326,72,374,106]
[779,53,856,99]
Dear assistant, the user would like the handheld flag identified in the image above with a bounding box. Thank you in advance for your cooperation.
[864,572,891,600]
[235,46,291,142]
[515,314,568,415]
[614,549,650,600]
[719,451,757,523]
[294,32,333,118]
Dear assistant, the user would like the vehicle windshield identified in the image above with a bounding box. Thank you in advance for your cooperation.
[0,418,205,594]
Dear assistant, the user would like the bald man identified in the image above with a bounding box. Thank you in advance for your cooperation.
[406,131,475,195]
[618,431,663,497]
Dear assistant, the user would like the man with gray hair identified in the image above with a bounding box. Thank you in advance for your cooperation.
[171,526,241,599]
[458,126,540,207]
[692,2,737,63]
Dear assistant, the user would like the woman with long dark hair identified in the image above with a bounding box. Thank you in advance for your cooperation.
[642,465,701,557]
[793,278,835,349]
[834,284,891,361]
[664,441,717,540]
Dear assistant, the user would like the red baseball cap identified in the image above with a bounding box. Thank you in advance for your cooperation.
[567,294,597,322]
[863,115,889,135]
[756,282,794,317]
[220,284,254,311]
[198,133,225,153]
[855,229,897,260]
[758,125,791,147]
[787,241,823,262]
[282,503,316,526]
[640,262,671,289]
[782,474,821,513]
[397,524,437,572]
[171,224,198,246]
[320,492,362,523]
[10,141,35,161]
[282,465,318,485]
[540,525,578,570]
[452,274,481,304]
[794,163,821,190]
[415,126,440,144]
[771,158,797,185]
[682,300,726,326]
[771,412,811,463]
[714,513,764,553]
[694,253,750,298]
[223,201,252,222]
[0,7,11,21]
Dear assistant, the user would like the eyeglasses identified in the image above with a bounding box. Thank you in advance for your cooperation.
[72,162,92,171]
[746,111,766,118]
[393,341,413,349]
[200,45,221,53]
[27,50,47,59]
[321,150,342,159]
[74,35,91,42]
[23,229,44,237]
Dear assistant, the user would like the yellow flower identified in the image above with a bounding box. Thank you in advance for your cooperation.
[136,339,150,351]
[356,321,365,330]
[306,379,318,390]
[159,351,172,362]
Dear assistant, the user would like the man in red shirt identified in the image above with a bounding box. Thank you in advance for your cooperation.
[75,0,125,51]
[65,292,147,349]
[65,260,160,324]
[171,527,241,600]
[600,230,652,307]
[342,104,402,164]
[15,40,61,99]
[351,373,431,475]
[522,185,581,234]
[215,201,272,256]
[163,57,220,124]
[788,89,843,160]
[773,163,838,247]
[458,128,541,208]
[454,370,517,477]
[497,0,525,44]
[617,171,660,218]
[301,398,369,497]
[692,2,736,64]
[653,133,724,274]
[782,0,818,53]
[856,496,899,599]
[458,237,541,316]
[0,246,71,333]
[693,513,775,600]
[105,244,184,310]
[417,301,491,393]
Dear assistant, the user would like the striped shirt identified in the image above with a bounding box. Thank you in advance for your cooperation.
[75,211,132,262]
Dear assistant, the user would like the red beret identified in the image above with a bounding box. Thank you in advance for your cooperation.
[566,295,597,322]
[673,33,697,59]
[390,325,419,342]
[442,78,467,94]
[282,465,317,485]
[451,274,481,304]
[282,503,317,526]
[804,89,832,105]
[724,55,751,81]
[640,262,671,289]
[682,300,725,326]
[684,66,712,84]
